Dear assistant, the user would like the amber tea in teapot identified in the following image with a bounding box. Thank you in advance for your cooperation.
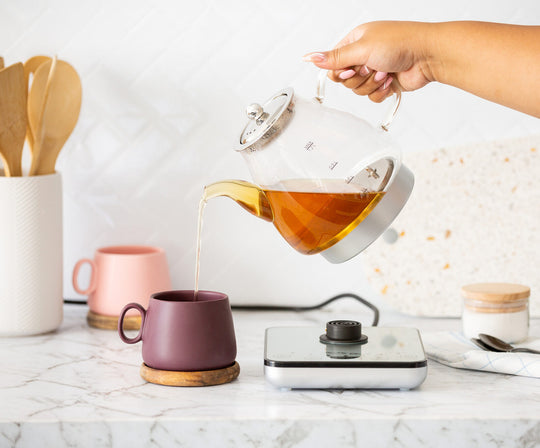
[203,179,384,255]
[265,188,384,254]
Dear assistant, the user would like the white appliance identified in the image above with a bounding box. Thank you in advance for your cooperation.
[264,321,427,390]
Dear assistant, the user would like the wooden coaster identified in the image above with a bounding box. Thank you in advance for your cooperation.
[87,310,141,330]
[140,361,240,387]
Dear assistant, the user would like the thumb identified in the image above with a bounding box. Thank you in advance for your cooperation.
[303,41,367,69]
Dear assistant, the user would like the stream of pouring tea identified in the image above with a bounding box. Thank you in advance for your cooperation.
[194,197,206,301]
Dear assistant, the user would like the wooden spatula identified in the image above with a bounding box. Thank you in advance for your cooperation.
[0,63,27,176]
[24,55,51,154]
[27,57,56,162]
[29,59,82,176]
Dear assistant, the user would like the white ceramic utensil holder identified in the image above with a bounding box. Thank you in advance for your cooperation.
[0,173,63,336]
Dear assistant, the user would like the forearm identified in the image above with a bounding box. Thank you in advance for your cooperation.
[424,21,540,117]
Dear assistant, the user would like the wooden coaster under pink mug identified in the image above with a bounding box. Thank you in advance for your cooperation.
[72,246,171,330]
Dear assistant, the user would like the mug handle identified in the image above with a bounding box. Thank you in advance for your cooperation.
[72,258,98,295]
[118,303,146,344]
[315,69,402,132]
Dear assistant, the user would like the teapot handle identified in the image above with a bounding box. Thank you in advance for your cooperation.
[315,70,401,132]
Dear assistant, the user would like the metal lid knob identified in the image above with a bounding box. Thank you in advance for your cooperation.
[246,103,264,121]
[236,88,294,152]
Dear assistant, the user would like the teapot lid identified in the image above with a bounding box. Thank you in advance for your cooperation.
[236,87,294,152]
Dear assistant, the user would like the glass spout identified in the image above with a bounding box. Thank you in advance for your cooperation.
[203,180,274,222]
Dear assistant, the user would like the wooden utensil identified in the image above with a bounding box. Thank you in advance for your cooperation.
[27,57,56,164]
[0,57,4,69]
[24,55,51,153]
[23,55,51,87]
[0,62,27,176]
[29,59,82,176]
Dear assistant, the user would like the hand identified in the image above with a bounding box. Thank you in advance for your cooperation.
[303,21,434,103]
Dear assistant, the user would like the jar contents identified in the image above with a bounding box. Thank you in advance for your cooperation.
[461,283,530,343]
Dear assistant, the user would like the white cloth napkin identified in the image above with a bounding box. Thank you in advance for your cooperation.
[421,331,540,379]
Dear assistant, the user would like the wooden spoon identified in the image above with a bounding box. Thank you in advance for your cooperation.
[0,63,27,176]
[29,59,82,176]
[0,57,4,70]
[27,57,56,162]
[23,55,51,87]
[24,55,51,153]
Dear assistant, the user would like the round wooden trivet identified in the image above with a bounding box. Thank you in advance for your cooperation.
[87,310,141,330]
[140,361,240,387]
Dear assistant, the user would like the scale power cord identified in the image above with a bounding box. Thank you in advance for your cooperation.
[64,292,379,327]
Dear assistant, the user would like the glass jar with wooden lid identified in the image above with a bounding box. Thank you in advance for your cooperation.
[461,283,530,343]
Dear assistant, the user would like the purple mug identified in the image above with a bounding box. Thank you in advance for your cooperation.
[118,290,237,371]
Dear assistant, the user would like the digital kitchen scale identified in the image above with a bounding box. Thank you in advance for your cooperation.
[264,320,428,390]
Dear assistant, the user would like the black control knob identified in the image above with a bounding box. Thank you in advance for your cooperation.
[319,320,368,345]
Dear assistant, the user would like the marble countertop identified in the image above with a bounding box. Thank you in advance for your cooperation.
[1,304,539,448]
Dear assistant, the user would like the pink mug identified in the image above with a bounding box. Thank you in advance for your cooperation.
[118,290,237,371]
[72,246,171,317]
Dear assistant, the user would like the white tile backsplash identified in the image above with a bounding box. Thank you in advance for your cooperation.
[2,0,540,311]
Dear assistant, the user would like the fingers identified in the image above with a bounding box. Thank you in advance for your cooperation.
[338,66,372,89]
[368,76,394,103]
[303,39,368,70]
[329,67,395,102]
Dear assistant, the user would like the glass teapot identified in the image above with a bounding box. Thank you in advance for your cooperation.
[204,72,414,263]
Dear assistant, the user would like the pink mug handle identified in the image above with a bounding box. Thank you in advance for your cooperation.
[118,303,146,344]
[72,258,98,295]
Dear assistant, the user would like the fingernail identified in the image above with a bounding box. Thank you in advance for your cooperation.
[359,66,370,76]
[374,71,388,82]
[378,76,393,91]
[338,69,356,80]
[302,52,327,63]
